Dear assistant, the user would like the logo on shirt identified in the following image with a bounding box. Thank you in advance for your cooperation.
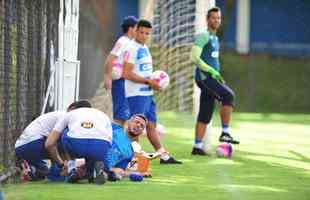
[139,63,152,71]
[211,51,219,58]
[81,122,94,129]
[137,48,149,59]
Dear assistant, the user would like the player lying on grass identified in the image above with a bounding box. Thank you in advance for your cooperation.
[113,141,161,179]
[14,100,91,181]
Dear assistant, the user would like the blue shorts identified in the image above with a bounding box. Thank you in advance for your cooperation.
[127,96,157,123]
[15,138,49,171]
[112,79,130,121]
[61,132,112,170]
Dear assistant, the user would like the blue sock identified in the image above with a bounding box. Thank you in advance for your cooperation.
[195,139,202,144]
[194,139,203,149]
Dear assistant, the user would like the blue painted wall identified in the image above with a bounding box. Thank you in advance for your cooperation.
[217,0,237,50]
[250,0,310,56]
[116,0,139,37]
[217,0,310,56]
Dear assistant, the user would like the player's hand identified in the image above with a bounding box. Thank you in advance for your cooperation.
[216,74,225,84]
[147,79,161,91]
[59,162,68,176]
[207,68,225,84]
[104,75,112,90]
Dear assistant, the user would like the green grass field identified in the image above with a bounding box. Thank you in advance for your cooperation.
[2,112,310,200]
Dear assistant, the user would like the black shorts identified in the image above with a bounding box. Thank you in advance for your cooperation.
[196,74,235,124]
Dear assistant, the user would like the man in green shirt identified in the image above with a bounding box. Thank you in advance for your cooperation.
[191,7,239,156]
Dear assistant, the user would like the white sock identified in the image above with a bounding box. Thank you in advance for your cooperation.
[160,153,170,161]
[194,142,204,149]
[222,127,230,134]
[67,160,76,173]
[157,147,167,154]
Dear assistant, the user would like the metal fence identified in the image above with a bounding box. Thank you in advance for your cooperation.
[151,0,196,112]
[0,0,59,180]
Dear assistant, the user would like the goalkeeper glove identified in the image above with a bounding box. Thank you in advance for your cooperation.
[207,67,225,84]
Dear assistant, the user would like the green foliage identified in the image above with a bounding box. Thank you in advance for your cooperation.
[221,53,310,113]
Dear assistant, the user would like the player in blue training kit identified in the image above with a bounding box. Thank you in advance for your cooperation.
[191,7,239,156]
[107,114,147,171]
[103,16,138,127]
[123,19,182,164]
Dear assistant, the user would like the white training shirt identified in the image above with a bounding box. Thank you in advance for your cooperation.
[53,108,112,142]
[15,111,66,148]
[124,40,154,97]
[110,35,133,71]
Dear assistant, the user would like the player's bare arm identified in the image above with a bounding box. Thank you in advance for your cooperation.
[45,130,64,166]
[123,61,161,90]
[103,54,118,90]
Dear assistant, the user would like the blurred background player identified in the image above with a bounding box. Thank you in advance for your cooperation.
[103,16,138,126]
[122,19,181,164]
[14,100,91,180]
[191,7,239,156]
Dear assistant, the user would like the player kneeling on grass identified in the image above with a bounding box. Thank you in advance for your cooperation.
[14,100,91,181]
[45,107,115,185]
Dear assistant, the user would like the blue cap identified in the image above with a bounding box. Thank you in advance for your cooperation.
[121,16,138,27]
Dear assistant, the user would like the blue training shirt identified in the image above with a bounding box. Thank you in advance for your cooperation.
[106,123,134,170]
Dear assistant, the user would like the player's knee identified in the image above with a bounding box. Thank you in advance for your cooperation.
[222,90,235,106]
[198,112,212,124]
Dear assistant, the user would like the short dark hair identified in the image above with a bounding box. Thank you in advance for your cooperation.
[207,7,221,18]
[121,16,138,33]
[137,19,152,29]
[67,100,92,111]
[132,114,148,124]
